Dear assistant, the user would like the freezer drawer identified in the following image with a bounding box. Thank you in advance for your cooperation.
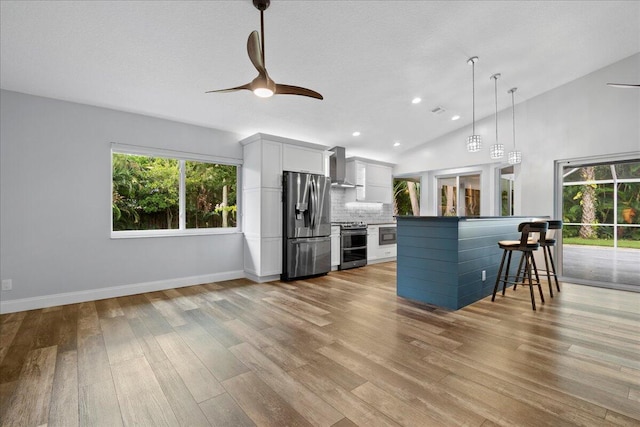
[283,236,331,280]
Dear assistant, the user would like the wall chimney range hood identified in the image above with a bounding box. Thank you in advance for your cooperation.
[329,146,356,188]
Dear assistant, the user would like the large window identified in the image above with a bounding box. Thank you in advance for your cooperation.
[111,146,239,236]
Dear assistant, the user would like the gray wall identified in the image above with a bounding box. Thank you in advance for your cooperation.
[394,53,640,217]
[0,90,245,311]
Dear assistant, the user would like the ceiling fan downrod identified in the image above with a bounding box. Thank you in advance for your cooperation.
[253,0,270,65]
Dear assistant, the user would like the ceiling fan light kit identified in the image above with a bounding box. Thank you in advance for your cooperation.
[206,0,322,100]
[466,56,482,152]
[490,73,504,160]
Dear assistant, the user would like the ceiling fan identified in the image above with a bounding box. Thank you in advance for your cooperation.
[206,0,323,100]
[606,83,640,88]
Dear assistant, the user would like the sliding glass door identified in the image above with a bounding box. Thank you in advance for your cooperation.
[557,157,640,291]
[499,166,515,216]
[437,174,481,217]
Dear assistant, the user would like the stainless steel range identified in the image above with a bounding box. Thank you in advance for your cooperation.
[334,222,368,270]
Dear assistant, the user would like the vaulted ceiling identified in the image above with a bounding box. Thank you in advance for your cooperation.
[1,1,638,162]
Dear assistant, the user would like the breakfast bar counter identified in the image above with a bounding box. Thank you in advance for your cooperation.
[396,216,545,310]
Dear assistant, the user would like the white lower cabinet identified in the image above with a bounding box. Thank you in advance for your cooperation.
[331,226,341,268]
[367,225,379,262]
[376,244,397,259]
[244,236,282,280]
[367,224,397,263]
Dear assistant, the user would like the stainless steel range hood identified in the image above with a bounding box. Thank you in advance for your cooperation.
[329,146,356,188]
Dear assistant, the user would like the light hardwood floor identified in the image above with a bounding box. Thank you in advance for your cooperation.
[1,262,639,426]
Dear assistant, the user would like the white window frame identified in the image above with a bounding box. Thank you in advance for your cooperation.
[111,143,242,238]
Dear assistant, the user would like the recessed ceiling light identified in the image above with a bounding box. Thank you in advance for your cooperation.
[412,97,422,104]
[451,115,460,121]
[393,142,401,147]
[352,131,361,137]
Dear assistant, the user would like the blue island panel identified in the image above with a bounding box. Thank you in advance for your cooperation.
[396,216,544,310]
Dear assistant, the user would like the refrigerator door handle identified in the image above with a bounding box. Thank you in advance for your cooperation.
[314,178,321,231]
[310,178,317,230]
[314,179,319,230]
[315,179,321,231]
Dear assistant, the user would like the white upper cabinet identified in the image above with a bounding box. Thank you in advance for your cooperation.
[243,137,282,190]
[346,159,393,203]
[282,145,325,175]
[366,163,392,187]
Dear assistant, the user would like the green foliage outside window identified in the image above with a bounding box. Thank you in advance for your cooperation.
[394,179,420,216]
[112,153,237,231]
[562,161,640,243]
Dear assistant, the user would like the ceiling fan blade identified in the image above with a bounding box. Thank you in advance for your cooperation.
[205,83,251,93]
[606,83,640,88]
[247,30,267,75]
[275,83,323,100]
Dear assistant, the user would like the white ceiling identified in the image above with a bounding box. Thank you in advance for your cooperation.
[1,1,639,162]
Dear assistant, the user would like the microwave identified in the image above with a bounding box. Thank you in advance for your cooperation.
[379,226,397,245]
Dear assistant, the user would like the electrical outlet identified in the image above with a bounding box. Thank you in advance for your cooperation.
[1,279,12,291]
[481,270,486,281]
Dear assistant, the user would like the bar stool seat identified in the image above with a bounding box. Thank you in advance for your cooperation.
[492,221,549,310]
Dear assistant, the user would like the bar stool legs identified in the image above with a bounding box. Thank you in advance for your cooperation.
[543,243,560,293]
[491,221,548,311]
[493,249,544,310]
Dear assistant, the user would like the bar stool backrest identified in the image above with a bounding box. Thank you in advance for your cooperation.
[517,221,549,249]
[545,220,563,241]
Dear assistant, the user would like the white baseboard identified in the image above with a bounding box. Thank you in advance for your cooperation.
[0,270,245,314]
[244,272,280,283]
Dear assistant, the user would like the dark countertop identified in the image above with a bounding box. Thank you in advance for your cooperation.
[395,216,547,222]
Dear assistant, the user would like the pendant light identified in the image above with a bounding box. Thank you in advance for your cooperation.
[466,56,482,152]
[489,73,504,159]
[507,87,522,164]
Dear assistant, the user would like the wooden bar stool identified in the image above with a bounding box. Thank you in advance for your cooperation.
[514,219,562,297]
[492,221,549,310]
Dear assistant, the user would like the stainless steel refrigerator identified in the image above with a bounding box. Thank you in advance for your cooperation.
[282,171,331,281]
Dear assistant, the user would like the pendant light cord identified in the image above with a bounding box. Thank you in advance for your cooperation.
[494,76,498,144]
[510,88,516,149]
[472,62,476,134]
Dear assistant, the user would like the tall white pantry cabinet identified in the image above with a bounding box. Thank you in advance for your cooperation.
[241,133,328,282]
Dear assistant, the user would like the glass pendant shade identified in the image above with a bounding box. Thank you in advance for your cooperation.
[466,56,482,152]
[489,73,504,159]
[467,135,482,152]
[490,143,505,159]
[508,150,522,164]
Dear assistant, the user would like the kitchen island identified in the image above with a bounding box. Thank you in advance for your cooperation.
[396,216,546,310]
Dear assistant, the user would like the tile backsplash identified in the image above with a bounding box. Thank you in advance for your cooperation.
[330,188,395,223]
